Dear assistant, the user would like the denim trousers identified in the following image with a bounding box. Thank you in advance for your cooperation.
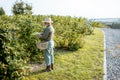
[43,40,54,66]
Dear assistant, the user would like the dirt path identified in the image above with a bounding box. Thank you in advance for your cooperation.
[29,62,45,72]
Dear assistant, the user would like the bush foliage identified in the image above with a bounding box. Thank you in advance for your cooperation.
[91,21,107,28]
[0,15,94,79]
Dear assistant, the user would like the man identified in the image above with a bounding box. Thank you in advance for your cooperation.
[38,18,55,72]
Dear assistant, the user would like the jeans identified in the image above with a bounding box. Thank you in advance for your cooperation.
[43,40,54,66]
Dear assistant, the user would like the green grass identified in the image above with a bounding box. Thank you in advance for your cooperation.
[24,28,104,80]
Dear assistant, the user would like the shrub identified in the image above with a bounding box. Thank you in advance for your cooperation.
[91,22,106,28]
[0,15,94,79]
[0,29,29,80]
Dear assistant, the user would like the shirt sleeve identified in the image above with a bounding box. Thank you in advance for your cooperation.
[41,28,50,40]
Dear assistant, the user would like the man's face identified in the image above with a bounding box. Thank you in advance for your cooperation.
[44,22,50,27]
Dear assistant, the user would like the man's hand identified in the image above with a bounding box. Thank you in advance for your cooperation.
[36,33,42,38]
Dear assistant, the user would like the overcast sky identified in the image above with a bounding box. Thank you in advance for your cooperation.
[0,0,120,18]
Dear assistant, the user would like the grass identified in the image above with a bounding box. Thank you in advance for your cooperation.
[23,28,104,80]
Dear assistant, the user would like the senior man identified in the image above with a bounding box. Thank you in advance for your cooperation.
[37,18,55,72]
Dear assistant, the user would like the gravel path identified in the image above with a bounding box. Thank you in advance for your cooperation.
[102,28,120,80]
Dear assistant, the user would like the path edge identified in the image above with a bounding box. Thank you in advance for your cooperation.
[101,29,107,80]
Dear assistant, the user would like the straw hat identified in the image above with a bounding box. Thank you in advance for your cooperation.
[42,18,53,23]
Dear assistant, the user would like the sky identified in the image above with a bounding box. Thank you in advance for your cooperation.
[0,0,120,18]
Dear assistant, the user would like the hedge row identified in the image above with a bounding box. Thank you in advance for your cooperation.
[0,15,94,80]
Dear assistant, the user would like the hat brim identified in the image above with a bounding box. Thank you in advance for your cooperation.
[42,21,53,23]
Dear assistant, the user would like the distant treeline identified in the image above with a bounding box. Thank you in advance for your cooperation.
[110,23,120,29]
